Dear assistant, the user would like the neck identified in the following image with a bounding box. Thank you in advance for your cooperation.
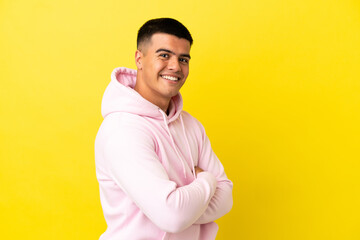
[134,74,170,113]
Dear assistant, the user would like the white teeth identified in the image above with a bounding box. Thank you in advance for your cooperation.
[162,75,179,81]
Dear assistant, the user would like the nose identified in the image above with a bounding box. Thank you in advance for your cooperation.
[168,56,181,72]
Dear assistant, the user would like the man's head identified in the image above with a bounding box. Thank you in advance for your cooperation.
[134,18,193,112]
[137,18,193,51]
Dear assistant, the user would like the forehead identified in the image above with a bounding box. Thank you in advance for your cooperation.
[146,33,191,53]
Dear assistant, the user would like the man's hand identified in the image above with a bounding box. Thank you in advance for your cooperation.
[194,166,204,176]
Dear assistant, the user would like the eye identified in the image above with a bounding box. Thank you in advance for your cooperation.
[159,53,169,58]
[179,58,189,64]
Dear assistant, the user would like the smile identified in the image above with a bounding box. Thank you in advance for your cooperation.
[161,75,180,81]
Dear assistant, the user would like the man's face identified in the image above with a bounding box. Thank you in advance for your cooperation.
[135,33,191,105]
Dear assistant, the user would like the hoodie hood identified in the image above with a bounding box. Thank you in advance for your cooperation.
[101,67,183,123]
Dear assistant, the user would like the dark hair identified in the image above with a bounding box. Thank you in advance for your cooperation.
[137,18,193,48]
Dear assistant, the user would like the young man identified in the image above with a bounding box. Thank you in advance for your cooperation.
[95,18,233,240]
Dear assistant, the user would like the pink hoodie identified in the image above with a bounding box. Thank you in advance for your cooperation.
[95,67,233,240]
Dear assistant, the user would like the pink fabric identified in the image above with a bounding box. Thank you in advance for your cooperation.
[95,67,233,240]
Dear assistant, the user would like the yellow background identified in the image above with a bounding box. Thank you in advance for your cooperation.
[1,0,359,239]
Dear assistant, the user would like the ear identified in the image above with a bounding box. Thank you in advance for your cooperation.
[135,50,143,70]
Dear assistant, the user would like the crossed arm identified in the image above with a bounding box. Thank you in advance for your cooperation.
[103,123,233,233]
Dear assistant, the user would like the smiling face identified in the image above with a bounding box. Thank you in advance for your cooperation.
[134,33,191,112]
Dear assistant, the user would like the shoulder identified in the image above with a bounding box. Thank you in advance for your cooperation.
[101,112,149,130]
[181,111,205,128]
[97,112,155,144]
[180,111,206,136]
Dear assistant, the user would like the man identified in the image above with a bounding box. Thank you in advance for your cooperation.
[95,18,233,240]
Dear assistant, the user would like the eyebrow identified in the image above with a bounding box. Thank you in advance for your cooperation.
[155,48,191,59]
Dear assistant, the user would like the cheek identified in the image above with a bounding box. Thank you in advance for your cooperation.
[156,61,167,71]
[149,61,163,73]
[182,66,189,76]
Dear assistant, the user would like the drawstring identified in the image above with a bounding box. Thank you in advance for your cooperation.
[159,109,188,179]
[159,111,197,240]
[180,114,196,179]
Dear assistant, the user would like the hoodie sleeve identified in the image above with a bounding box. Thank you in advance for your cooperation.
[194,122,233,224]
[102,123,217,233]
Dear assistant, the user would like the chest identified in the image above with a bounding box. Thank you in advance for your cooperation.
[145,118,200,186]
